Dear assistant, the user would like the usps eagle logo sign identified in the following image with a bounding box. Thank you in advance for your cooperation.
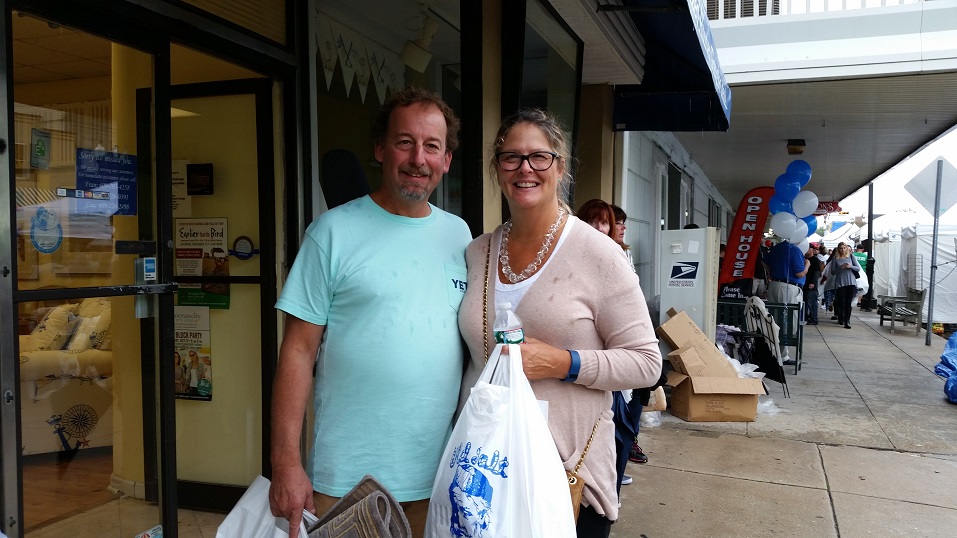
[668,262,699,288]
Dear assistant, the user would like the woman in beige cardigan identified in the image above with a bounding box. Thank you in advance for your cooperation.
[457,108,662,537]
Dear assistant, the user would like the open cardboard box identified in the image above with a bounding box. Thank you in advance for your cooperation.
[657,309,765,422]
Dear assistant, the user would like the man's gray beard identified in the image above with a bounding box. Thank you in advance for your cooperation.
[400,186,428,201]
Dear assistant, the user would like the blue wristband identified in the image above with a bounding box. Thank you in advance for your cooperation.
[564,350,581,382]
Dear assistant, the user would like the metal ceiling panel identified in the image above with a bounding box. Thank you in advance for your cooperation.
[676,72,957,207]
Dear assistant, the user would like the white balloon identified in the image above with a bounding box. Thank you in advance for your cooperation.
[792,190,819,218]
[788,221,808,244]
[770,212,797,239]
[796,238,810,254]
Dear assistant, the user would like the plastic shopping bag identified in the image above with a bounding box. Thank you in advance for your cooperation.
[425,344,576,538]
[216,475,309,538]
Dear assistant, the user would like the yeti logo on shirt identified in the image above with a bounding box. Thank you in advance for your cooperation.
[446,263,467,311]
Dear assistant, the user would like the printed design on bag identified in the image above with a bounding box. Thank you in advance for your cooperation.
[447,442,508,537]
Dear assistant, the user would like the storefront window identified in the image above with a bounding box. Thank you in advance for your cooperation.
[518,0,581,130]
[314,0,462,216]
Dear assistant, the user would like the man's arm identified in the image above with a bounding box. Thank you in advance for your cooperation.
[791,246,809,278]
[269,315,325,538]
[796,258,810,278]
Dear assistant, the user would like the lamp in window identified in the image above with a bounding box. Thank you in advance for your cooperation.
[401,11,439,73]
[787,138,806,155]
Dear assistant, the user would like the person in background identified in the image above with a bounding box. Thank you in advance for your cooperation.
[611,205,633,269]
[821,246,838,316]
[764,239,809,365]
[803,244,824,325]
[577,199,617,241]
[719,243,727,271]
[828,242,862,329]
[458,108,662,537]
[753,240,772,298]
[854,242,875,311]
[765,240,809,307]
[611,204,657,487]
[269,87,472,538]
[577,199,644,490]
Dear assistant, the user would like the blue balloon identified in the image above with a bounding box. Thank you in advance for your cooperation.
[786,160,812,186]
[802,214,818,237]
[774,173,802,202]
[768,194,793,215]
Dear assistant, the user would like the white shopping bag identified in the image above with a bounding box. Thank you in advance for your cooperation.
[216,475,310,538]
[425,344,576,538]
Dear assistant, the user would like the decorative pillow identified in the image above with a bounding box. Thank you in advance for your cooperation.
[89,307,112,350]
[76,297,110,319]
[66,298,112,351]
[29,303,79,351]
[66,316,99,352]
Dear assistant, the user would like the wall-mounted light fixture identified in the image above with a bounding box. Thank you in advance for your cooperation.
[787,138,806,155]
[401,10,439,73]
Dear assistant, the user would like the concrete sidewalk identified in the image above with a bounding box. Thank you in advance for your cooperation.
[615,308,957,537]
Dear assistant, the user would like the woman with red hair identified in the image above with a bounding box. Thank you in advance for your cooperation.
[576,199,617,240]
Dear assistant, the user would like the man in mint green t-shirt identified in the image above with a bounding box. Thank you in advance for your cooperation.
[269,88,471,538]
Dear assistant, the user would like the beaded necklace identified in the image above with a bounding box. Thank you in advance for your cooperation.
[500,207,566,283]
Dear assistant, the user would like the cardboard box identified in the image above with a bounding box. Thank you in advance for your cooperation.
[658,309,766,422]
[667,370,766,422]
[657,310,738,378]
[668,346,733,379]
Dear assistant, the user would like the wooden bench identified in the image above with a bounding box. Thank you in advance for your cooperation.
[878,287,927,335]
[717,299,804,374]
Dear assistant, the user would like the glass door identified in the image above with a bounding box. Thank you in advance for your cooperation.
[167,70,278,512]
[2,9,172,538]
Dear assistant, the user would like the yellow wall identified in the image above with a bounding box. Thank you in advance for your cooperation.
[574,84,615,208]
[111,43,152,486]
[482,0,503,232]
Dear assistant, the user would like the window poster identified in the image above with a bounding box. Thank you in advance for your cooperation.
[172,159,191,218]
[175,217,230,309]
[75,148,138,216]
[174,306,212,401]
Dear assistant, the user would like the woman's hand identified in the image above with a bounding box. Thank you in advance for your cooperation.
[518,336,572,380]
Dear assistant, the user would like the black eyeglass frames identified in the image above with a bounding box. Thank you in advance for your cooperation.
[495,151,559,171]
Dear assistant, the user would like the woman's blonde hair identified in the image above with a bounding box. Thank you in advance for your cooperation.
[489,108,574,210]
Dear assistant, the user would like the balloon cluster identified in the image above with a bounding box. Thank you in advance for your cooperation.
[768,160,819,254]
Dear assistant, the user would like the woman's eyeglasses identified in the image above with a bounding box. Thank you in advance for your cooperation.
[495,151,558,171]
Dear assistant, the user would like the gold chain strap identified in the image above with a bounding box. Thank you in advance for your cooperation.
[483,235,492,362]
[573,418,601,475]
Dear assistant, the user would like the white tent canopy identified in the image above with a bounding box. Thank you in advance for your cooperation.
[822,223,861,249]
[899,224,957,323]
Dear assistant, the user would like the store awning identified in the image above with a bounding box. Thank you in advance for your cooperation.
[611,0,732,132]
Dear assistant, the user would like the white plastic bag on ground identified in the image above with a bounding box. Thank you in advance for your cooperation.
[757,395,784,415]
[639,410,661,428]
[216,475,309,538]
[425,344,576,538]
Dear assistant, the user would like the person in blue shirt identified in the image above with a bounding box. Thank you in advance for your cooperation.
[269,88,473,538]
[763,239,809,364]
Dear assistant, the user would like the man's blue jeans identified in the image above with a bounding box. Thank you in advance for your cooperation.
[804,286,819,323]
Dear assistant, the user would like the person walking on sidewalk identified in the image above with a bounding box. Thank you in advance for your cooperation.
[828,243,862,329]
[803,244,824,325]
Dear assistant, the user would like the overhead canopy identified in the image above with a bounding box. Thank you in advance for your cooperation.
[822,223,861,249]
[611,0,732,132]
